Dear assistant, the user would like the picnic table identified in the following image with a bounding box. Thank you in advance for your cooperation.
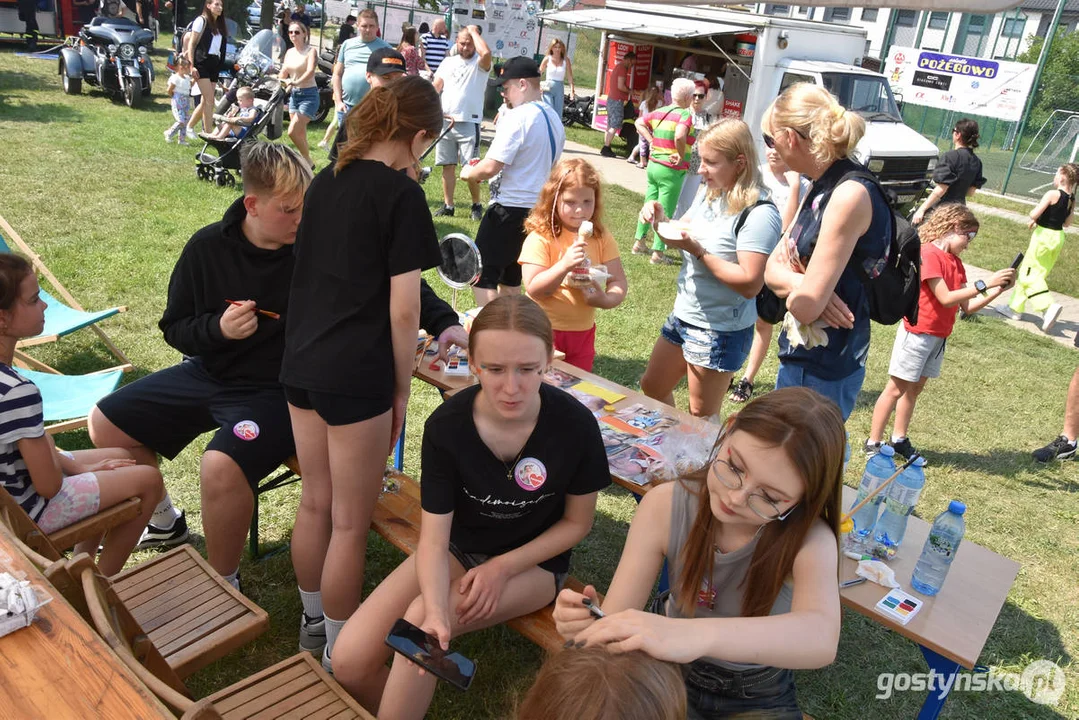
[838,485,1019,720]
[0,522,173,719]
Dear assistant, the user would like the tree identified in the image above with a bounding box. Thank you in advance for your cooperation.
[1019,28,1079,125]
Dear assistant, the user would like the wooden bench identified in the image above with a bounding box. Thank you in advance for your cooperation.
[0,488,269,680]
[249,455,303,559]
[372,471,599,654]
[70,554,374,720]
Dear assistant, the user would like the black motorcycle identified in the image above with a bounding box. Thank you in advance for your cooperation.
[563,94,593,129]
[59,16,155,108]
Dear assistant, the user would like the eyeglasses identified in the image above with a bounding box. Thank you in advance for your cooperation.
[763,133,775,149]
[964,230,977,241]
[693,93,706,99]
[710,446,799,522]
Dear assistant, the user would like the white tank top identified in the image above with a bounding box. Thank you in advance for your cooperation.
[545,59,567,83]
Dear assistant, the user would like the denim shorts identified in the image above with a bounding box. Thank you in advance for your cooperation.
[775,362,866,422]
[335,102,353,126]
[684,661,803,720]
[660,314,753,373]
[289,86,320,120]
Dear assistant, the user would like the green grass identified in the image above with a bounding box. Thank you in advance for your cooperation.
[971,191,1036,216]
[2,48,1079,719]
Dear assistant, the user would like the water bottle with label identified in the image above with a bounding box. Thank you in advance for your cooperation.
[911,500,966,596]
[873,455,926,559]
[846,445,896,553]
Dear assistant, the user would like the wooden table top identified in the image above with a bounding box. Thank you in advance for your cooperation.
[427,359,716,495]
[0,523,173,719]
[838,485,1019,670]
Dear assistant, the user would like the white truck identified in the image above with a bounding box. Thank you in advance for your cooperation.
[542,0,940,205]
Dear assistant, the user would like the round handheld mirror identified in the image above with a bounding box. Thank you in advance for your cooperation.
[437,233,482,311]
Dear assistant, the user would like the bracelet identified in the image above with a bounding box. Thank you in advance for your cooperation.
[694,247,706,260]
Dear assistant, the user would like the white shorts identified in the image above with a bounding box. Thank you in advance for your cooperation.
[887,324,946,383]
[36,472,101,535]
[434,121,478,167]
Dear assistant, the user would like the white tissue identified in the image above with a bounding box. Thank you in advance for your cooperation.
[856,559,900,588]
[781,312,829,350]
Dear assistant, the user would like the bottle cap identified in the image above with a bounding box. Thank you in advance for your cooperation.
[912,455,926,467]
[878,444,895,457]
[948,500,966,515]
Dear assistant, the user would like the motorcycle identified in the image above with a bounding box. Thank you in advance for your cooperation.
[562,94,593,129]
[59,16,155,108]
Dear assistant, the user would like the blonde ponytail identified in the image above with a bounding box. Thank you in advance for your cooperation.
[768,83,865,166]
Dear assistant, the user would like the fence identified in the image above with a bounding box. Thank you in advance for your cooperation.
[900,70,1079,200]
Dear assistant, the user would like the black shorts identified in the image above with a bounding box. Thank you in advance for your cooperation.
[194,56,222,83]
[448,541,567,594]
[283,385,391,426]
[95,359,295,487]
[474,203,530,289]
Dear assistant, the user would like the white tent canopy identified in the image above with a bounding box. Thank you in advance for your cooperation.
[618,1,1027,13]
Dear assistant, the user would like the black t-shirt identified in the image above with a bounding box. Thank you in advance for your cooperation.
[932,147,986,205]
[337,23,355,45]
[420,383,611,574]
[280,160,441,396]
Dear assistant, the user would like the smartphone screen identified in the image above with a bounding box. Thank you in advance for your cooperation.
[384,619,476,691]
[1010,252,1024,270]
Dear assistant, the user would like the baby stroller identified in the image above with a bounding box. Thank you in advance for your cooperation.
[195,86,285,187]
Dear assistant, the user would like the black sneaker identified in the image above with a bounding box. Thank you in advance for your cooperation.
[599,145,615,158]
[135,510,190,550]
[434,205,455,217]
[889,437,918,460]
[1032,435,1077,463]
[470,203,484,221]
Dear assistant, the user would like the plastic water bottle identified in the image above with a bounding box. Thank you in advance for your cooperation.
[911,500,966,596]
[846,446,896,552]
[873,456,926,559]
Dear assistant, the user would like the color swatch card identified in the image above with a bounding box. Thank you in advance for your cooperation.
[874,589,924,626]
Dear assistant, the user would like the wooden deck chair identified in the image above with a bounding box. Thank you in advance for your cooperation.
[0,478,141,558]
[72,553,373,720]
[0,213,131,374]
[0,488,267,679]
[16,366,123,435]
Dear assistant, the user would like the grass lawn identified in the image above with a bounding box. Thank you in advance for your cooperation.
[2,47,1078,719]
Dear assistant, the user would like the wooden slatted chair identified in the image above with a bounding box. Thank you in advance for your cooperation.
[72,553,374,720]
[372,471,602,654]
[0,482,140,557]
[0,488,268,679]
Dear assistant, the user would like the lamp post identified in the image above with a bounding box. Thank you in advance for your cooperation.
[1001,0,1066,195]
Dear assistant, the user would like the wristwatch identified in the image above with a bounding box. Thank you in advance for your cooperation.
[974,279,988,296]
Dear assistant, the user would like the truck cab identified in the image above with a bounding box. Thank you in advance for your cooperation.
[774,60,940,206]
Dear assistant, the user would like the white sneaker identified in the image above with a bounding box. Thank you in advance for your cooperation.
[1042,303,1063,332]
[177,138,190,146]
[994,305,1021,321]
[321,646,333,675]
[317,139,328,149]
[163,130,174,143]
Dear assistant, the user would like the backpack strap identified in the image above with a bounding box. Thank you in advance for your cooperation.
[733,198,776,238]
[835,168,895,270]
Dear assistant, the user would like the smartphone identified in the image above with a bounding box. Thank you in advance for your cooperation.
[1010,252,1024,270]
[384,618,476,691]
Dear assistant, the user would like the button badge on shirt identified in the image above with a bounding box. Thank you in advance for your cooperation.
[514,458,547,491]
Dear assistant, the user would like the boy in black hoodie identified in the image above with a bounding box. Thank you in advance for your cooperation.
[88,142,466,592]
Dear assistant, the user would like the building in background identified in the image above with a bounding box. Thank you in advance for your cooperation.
[751,3,1078,60]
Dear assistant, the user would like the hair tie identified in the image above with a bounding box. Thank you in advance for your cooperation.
[834,107,846,120]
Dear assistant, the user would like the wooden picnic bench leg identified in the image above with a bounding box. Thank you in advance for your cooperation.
[916,646,963,720]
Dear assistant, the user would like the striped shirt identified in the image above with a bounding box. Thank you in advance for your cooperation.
[644,104,696,171]
[421,32,450,73]
[0,364,47,521]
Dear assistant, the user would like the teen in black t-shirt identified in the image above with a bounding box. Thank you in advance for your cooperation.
[912,118,986,225]
[280,76,445,671]
[330,296,610,717]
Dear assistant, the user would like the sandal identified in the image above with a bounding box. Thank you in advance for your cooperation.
[632,241,649,255]
[728,378,753,404]
[650,254,674,265]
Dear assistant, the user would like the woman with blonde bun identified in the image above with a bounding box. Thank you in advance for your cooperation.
[761,83,893,420]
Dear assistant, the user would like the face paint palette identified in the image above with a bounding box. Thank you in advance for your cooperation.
[874,588,924,626]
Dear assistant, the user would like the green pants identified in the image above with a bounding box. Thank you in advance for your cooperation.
[635,161,687,252]
[1009,225,1066,314]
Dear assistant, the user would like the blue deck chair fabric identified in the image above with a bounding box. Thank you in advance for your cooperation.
[18,368,123,422]
[0,235,124,343]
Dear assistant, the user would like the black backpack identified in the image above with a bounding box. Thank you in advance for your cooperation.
[839,169,922,326]
[728,199,786,325]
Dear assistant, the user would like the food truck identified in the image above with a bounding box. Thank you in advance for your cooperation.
[542,0,940,205]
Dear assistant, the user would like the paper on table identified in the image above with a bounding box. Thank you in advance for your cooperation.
[573,381,625,405]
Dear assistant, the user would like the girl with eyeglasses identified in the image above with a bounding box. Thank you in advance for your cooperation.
[866,204,1014,458]
[553,386,845,720]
